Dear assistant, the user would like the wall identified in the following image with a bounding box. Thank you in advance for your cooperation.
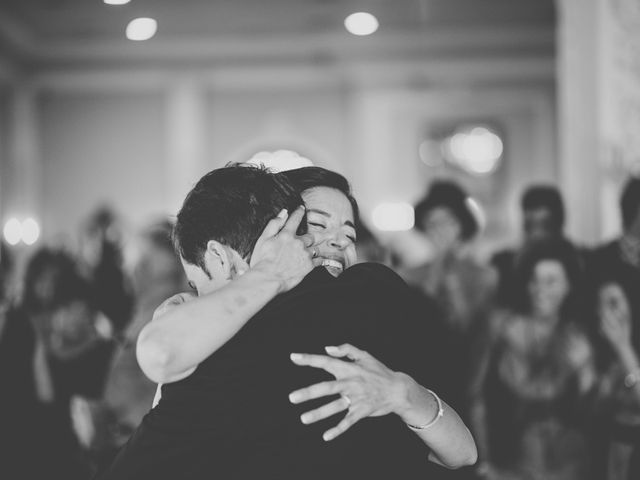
[0,32,557,254]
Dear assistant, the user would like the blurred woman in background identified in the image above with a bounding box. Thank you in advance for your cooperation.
[591,276,640,480]
[469,240,595,480]
[400,180,497,450]
[0,248,113,479]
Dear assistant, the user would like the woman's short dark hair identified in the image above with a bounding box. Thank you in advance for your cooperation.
[512,239,584,317]
[173,164,304,273]
[413,180,478,240]
[22,248,89,314]
[277,167,360,225]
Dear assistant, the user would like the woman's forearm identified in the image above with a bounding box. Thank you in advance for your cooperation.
[137,269,282,383]
[394,374,478,469]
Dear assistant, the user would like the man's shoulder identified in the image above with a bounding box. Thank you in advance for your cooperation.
[339,262,407,291]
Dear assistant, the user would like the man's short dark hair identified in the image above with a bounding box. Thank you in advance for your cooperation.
[620,177,640,230]
[277,167,360,225]
[521,185,565,230]
[173,165,304,273]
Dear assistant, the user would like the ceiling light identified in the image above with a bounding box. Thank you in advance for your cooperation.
[104,0,131,5]
[444,126,503,176]
[126,17,158,41]
[344,12,379,36]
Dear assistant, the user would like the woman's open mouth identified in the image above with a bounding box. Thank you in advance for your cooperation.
[320,258,344,276]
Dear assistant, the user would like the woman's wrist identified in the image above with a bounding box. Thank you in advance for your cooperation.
[243,265,286,294]
[393,373,441,427]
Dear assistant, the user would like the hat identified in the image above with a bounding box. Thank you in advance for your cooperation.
[413,180,478,240]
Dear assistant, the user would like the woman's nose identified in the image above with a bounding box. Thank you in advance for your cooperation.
[328,234,351,249]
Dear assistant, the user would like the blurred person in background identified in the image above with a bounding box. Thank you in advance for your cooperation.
[79,206,134,334]
[590,275,640,480]
[70,219,187,471]
[0,243,14,340]
[0,242,14,305]
[491,185,571,309]
[588,177,640,334]
[402,180,496,335]
[469,240,596,480]
[399,180,496,448]
[0,248,114,479]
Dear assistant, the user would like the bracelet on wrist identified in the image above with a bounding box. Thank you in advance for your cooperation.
[406,388,444,430]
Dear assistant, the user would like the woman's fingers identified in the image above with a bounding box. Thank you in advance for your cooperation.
[279,205,307,235]
[325,344,368,361]
[322,410,363,441]
[289,380,348,404]
[299,396,351,425]
[290,353,353,377]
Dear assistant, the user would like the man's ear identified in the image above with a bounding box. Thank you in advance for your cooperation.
[205,240,247,280]
[204,240,231,276]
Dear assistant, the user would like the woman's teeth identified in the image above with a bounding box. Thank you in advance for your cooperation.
[321,259,343,270]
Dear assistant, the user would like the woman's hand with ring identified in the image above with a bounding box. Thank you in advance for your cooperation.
[288,343,408,441]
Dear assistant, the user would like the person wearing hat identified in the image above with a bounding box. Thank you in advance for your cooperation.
[402,180,496,335]
[400,180,496,478]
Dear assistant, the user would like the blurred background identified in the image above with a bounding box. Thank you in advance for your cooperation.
[1,1,640,479]
[0,1,594,255]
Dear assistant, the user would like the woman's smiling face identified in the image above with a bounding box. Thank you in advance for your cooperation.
[302,186,357,277]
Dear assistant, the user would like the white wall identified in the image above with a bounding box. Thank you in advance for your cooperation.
[38,91,166,242]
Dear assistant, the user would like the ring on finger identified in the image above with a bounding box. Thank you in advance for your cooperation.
[342,395,351,408]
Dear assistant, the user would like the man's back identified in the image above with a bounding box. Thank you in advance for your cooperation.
[99,264,432,479]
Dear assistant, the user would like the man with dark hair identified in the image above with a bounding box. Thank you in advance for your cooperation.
[520,185,566,242]
[588,177,640,328]
[491,184,572,308]
[173,165,306,271]
[98,164,475,479]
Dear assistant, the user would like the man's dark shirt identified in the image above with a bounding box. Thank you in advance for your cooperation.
[98,264,437,480]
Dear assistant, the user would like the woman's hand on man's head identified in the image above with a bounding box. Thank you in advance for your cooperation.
[250,205,315,293]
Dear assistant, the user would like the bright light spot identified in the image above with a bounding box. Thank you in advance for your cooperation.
[444,126,503,176]
[21,218,40,246]
[344,12,379,36]
[104,0,131,5]
[126,17,157,41]
[372,203,414,231]
[465,197,486,231]
[3,218,22,246]
[448,133,467,164]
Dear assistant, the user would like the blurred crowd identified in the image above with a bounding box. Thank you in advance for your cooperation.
[1,175,639,480]
[0,210,187,478]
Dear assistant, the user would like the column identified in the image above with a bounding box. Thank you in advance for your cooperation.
[164,77,208,215]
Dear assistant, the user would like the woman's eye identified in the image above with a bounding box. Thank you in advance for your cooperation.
[188,281,197,291]
[347,235,356,243]
[308,222,326,229]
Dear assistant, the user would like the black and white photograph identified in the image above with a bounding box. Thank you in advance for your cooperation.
[0,1,638,479]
